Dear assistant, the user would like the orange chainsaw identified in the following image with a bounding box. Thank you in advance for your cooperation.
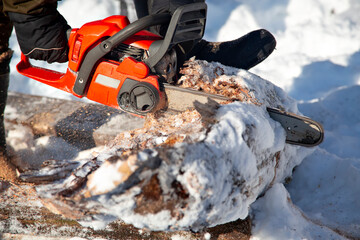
[17,3,208,117]
[15,2,324,147]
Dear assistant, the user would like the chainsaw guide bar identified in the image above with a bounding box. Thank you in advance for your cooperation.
[164,84,324,147]
[164,84,230,112]
[267,107,324,147]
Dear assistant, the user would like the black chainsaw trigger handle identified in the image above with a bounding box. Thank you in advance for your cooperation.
[72,2,207,96]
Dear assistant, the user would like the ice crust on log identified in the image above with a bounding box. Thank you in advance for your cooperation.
[34,60,314,231]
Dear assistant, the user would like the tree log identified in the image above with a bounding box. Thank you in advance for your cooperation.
[19,60,313,231]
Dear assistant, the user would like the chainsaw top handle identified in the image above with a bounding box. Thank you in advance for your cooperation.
[72,2,207,96]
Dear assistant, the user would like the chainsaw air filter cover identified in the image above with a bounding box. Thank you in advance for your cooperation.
[118,78,159,116]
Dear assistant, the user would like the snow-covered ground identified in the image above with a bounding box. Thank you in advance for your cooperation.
[7,0,360,239]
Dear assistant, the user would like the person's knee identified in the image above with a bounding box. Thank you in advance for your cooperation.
[148,0,205,14]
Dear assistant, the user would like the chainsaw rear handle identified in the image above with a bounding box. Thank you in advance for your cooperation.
[73,2,207,96]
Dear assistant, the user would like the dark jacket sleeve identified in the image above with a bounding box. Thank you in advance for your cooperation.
[6,1,70,63]
[3,0,59,15]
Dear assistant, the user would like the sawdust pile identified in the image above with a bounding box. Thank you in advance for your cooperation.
[179,59,261,105]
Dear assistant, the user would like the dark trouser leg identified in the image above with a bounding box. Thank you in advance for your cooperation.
[0,72,9,151]
[0,4,18,182]
[0,7,13,152]
[146,0,204,38]
[139,0,206,75]
[133,0,149,19]
[0,72,17,182]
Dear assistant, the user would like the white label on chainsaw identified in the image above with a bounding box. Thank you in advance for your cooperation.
[95,74,120,89]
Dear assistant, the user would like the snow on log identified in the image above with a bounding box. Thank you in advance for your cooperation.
[33,60,314,231]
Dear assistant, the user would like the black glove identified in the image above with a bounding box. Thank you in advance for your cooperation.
[8,6,70,63]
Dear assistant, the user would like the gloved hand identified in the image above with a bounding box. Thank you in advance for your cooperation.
[8,6,70,63]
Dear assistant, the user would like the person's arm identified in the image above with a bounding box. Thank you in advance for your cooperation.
[4,1,70,63]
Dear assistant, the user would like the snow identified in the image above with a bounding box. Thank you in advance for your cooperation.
[251,183,347,240]
[5,0,360,239]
